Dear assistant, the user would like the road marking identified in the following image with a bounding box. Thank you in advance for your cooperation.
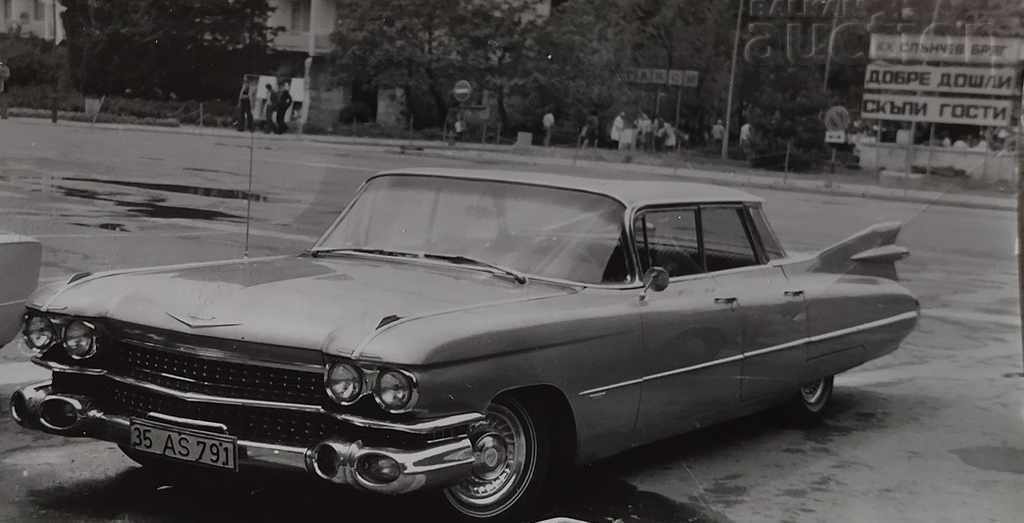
[264,159,378,171]
[0,361,49,386]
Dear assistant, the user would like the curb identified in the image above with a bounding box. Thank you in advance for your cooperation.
[9,116,1016,212]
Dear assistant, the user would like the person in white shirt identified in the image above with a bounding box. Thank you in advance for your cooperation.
[659,121,677,151]
[542,111,555,146]
[610,112,625,149]
[952,138,969,148]
[711,119,725,147]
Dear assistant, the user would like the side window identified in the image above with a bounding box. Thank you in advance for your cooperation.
[749,206,786,260]
[700,207,759,272]
[635,209,704,278]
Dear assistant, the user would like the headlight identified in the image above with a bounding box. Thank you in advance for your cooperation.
[374,370,417,412]
[325,362,363,404]
[63,320,97,359]
[22,315,56,353]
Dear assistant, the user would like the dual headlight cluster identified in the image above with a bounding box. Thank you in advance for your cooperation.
[325,362,418,413]
[22,314,98,360]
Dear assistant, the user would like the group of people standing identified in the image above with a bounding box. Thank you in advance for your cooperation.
[607,112,681,152]
[236,77,293,134]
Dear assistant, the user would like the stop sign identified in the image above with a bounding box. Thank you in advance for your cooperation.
[453,80,472,102]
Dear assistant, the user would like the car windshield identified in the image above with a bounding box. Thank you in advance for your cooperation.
[317,175,631,284]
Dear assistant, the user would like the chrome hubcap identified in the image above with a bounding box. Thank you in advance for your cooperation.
[445,402,535,516]
[801,379,825,404]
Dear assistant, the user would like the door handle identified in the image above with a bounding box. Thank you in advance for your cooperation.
[714,297,738,304]
[784,290,805,297]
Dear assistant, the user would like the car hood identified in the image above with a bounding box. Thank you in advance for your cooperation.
[31,255,575,354]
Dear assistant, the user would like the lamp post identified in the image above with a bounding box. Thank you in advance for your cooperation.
[50,0,58,123]
[721,0,744,160]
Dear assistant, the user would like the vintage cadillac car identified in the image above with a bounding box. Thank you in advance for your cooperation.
[8,169,918,521]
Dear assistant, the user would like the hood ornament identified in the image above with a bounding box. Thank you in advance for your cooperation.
[167,312,242,329]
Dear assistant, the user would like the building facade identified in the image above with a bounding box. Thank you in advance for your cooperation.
[0,0,64,42]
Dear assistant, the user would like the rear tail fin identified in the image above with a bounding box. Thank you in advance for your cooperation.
[810,222,909,280]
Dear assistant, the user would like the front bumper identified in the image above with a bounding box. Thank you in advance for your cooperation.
[10,381,478,495]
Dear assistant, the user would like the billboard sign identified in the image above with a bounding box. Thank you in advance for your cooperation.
[870,34,1024,64]
[861,93,1013,127]
[864,63,1019,96]
[626,68,699,86]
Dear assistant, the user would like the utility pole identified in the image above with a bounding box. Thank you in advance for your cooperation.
[722,0,745,160]
[50,0,58,123]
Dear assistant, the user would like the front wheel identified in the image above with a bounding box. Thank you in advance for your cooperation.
[787,376,835,421]
[440,397,552,522]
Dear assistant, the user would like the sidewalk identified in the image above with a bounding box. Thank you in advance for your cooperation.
[11,117,1017,212]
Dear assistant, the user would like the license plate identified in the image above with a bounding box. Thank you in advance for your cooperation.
[129,418,238,471]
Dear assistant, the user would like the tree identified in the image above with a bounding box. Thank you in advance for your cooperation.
[461,0,546,129]
[60,0,279,99]
[330,0,467,127]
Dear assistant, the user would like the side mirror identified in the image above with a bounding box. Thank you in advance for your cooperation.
[640,267,670,302]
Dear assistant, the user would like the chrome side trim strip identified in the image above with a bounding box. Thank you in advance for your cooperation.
[30,358,485,434]
[806,311,918,344]
[575,378,644,398]
[644,354,745,382]
[578,310,919,397]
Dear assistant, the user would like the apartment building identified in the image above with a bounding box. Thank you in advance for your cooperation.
[0,0,64,41]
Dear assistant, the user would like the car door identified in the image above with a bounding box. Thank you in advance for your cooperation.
[701,205,807,403]
[634,207,744,444]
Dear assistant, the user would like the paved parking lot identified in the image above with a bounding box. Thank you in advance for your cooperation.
[0,120,1021,522]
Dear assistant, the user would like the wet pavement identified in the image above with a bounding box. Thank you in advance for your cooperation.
[0,119,1022,522]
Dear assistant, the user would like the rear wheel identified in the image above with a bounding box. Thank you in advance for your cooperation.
[440,397,552,522]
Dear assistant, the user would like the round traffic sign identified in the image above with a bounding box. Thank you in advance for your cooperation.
[824,106,850,131]
[453,80,472,102]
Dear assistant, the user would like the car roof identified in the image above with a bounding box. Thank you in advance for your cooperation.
[373,168,764,207]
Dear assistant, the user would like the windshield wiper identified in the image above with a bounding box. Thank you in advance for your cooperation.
[309,248,528,284]
[309,247,420,258]
[423,253,528,285]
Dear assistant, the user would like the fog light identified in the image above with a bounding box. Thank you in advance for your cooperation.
[312,442,341,480]
[39,398,78,430]
[357,454,402,484]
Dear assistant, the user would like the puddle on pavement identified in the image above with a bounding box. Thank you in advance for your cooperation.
[950,446,1024,474]
[62,177,267,201]
[70,222,130,232]
[56,185,244,222]
[182,167,244,177]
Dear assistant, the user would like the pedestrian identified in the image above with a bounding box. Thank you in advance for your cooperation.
[660,120,677,151]
[739,121,752,158]
[0,59,10,120]
[263,83,278,133]
[636,112,652,151]
[610,112,625,150]
[454,113,466,143]
[711,119,725,147]
[275,82,293,134]
[579,112,599,148]
[542,110,555,146]
[236,77,256,132]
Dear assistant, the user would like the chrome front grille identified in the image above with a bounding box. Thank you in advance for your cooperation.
[121,343,325,405]
[110,384,342,446]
